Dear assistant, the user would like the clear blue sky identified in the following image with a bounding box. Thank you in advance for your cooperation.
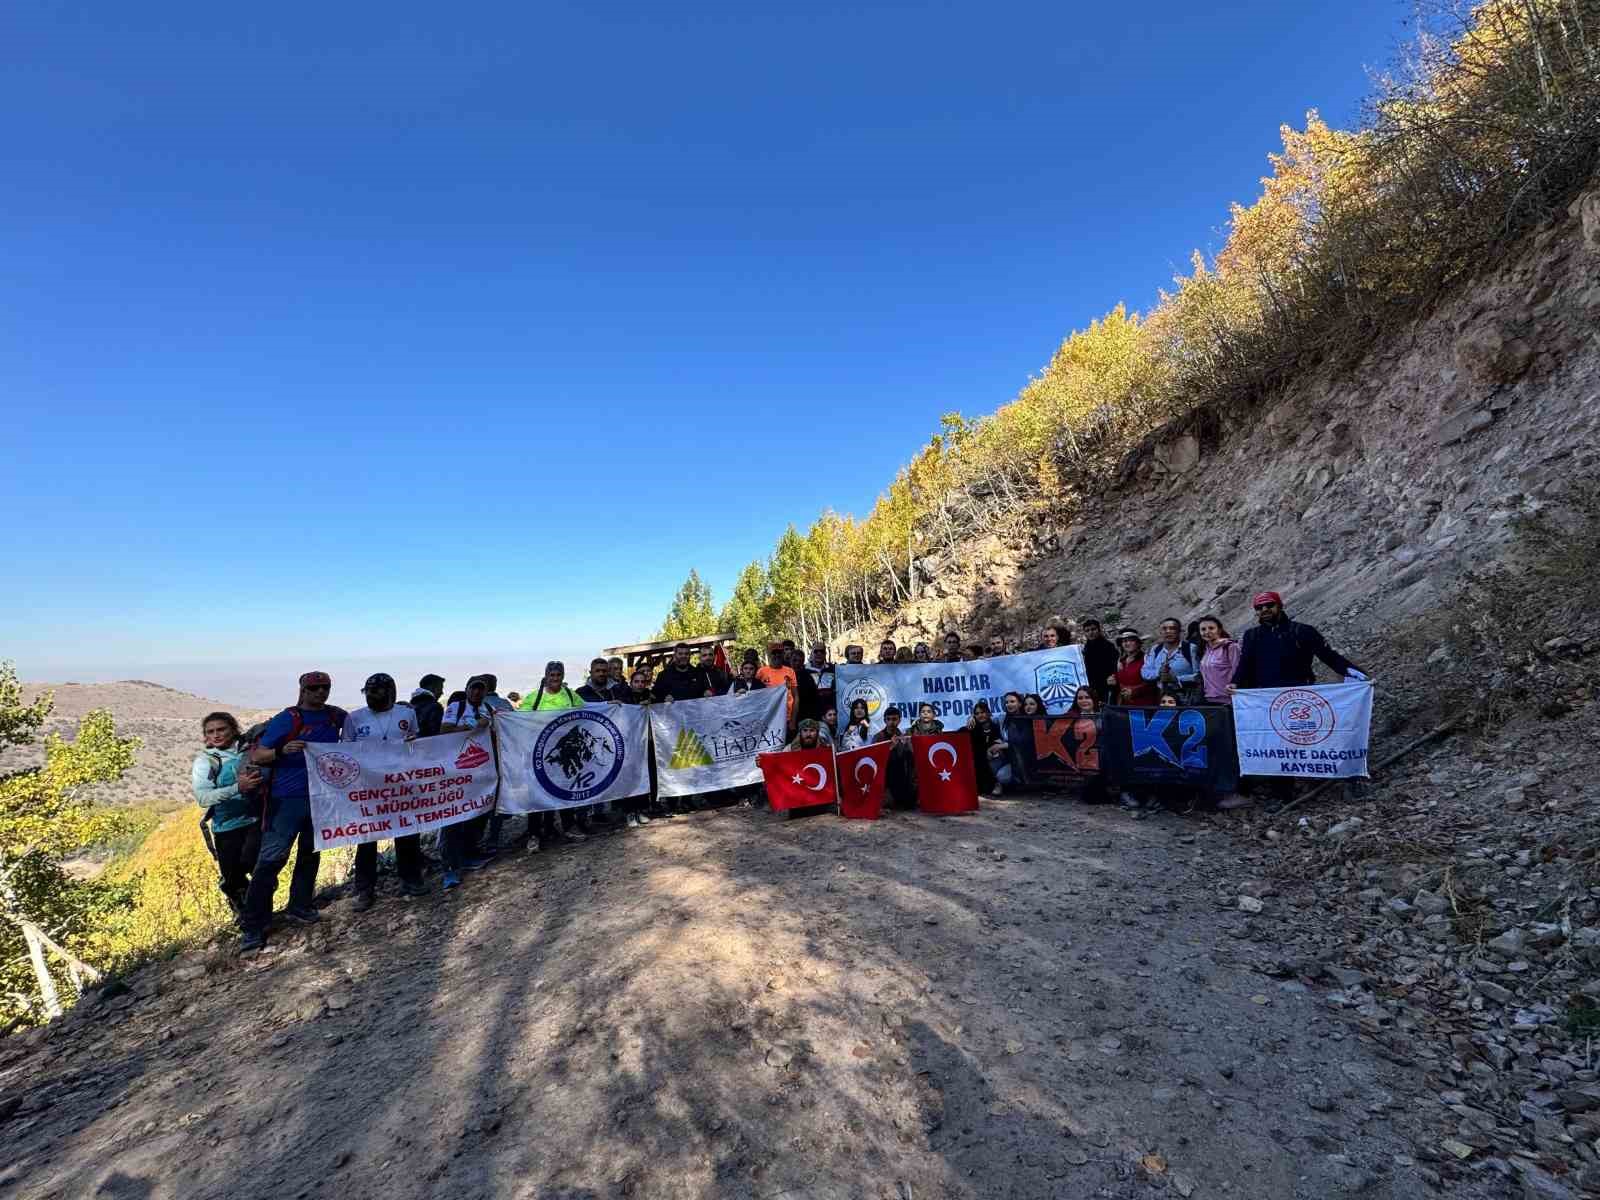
[3,1,1408,702]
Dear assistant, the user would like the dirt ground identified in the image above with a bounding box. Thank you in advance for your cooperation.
[0,798,1509,1200]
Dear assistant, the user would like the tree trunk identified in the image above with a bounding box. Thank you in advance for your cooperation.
[22,922,61,1020]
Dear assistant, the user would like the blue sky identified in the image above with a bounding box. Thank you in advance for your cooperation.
[3,1,1409,704]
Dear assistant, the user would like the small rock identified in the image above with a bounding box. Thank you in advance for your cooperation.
[1440,1138,1475,1160]
[171,965,207,983]
[1487,928,1526,958]
[1327,818,1365,839]
[1478,980,1515,1006]
[1413,890,1450,917]
[324,992,350,1012]
[1308,1095,1335,1113]
[1238,896,1264,914]
[1172,1171,1196,1198]
[765,1045,794,1069]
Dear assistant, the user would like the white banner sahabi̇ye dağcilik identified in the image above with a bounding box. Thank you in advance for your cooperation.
[305,729,498,850]
[835,646,1088,733]
[1232,682,1373,778]
[494,704,650,812]
[649,688,788,797]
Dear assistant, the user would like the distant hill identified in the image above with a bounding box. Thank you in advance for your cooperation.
[16,680,274,813]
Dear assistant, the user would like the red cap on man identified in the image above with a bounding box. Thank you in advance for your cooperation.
[298,671,332,687]
[1251,591,1282,608]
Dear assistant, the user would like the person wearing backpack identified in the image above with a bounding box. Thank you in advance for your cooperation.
[190,711,261,922]
[239,671,347,955]
[1140,617,1201,704]
[521,661,594,844]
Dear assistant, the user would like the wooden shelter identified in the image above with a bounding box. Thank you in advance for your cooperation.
[600,634,729,675]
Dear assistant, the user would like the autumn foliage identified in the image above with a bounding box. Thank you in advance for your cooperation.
[676,1,1600,651]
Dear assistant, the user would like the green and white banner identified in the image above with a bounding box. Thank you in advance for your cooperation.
[649,688,788,797]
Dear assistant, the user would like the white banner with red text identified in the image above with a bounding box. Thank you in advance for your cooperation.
[1232,682,1373,779]
[304,729,498,850]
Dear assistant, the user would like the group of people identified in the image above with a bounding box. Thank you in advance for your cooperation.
[191,589,1365,953]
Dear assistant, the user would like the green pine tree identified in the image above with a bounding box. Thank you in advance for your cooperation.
[657,569,719,641]
[667,728,714,769]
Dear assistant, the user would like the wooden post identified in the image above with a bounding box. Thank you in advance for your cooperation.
[21,921,60,1020]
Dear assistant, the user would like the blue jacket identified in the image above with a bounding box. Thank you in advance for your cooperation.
[1232,616,1356,689]
[191,744,258,833]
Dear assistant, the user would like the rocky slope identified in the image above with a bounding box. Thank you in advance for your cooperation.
[882,177,1600,655]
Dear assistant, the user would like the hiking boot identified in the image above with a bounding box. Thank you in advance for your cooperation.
[239,930,266,956]
[441,870,462,891]
[350,889,375,913]
[563,826,588,843]
[635,811,651,826]
[285,905,321,924]
[400,880,428,897]
[1118,791,1140,810]
[523,835,541,853]
[464,855,494,871]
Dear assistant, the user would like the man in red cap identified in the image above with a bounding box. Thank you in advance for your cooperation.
[239,671,348,954]
[1230,592,1368,810]
[1231,592,1366,691]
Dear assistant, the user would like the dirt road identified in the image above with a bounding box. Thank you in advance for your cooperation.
[0,799,1496,1199]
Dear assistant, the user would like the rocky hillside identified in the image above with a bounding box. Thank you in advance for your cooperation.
[875,176,1600,661]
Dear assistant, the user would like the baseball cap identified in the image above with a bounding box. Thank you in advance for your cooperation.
[299,671,331,687]
[362,672,395,692]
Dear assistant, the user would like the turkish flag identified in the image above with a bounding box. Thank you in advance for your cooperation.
[759,746,836,812]
[912,733,979,815]
[836,742,890,820]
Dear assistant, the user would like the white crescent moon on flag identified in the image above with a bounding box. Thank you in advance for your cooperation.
[801,763,830,792]
[927,740,958,769]
[853,757,879,785]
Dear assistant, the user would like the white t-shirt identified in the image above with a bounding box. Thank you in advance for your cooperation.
[342,703,418,743]
[441,700,491,729]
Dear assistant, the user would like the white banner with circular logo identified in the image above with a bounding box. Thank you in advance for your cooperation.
[1232,682,1372,778]
[494,704,651,812]
[834,646,1087,734]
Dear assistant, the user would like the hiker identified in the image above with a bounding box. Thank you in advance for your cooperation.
[607,656,627,689]
[788,646,820,721]
[439,676,496,886]
[1063,686,1109,806]
[191,712,260,922]
[785,717,825,752]
[755,644,798,733]
[807,643,835,717]
[965,700,1011,797]
[341,674,427,912]
[872,705,916,809]
[524,661,594,841]
[1197,615,1242,705]
[1021,693,1045,717]
[839,698,872,750]
[877,639,897,664]
[618,668,660,825]
[987,634,1007,658]
[843,644,865,665]
[1230,591,1369,811]
[701,644,729,695]
[1079,619,1118,704]
[1141,617,1200,702]
[480,674,513,713]
[820,705,838,744]
[895,646,914,663]
[725,657,766,696]
[411,674,445,737]
[941,632,962,662]
[1110,629,1158,708]
[913,642,932,663]
[909,702,944,735]
[239,671,346,954]
[653,643,714,702]
[1230,591,1368,691]
[577,657,623,703]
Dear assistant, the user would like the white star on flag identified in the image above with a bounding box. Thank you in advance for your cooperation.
[790,774,803,784]
[938,769,952,781]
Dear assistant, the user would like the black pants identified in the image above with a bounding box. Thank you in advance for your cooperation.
[212,824,260,911]
[242,793,320,935]
[352,834,423,892]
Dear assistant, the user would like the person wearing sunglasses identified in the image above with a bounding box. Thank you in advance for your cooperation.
[239,671,348,954]
[1229,591,1368,693]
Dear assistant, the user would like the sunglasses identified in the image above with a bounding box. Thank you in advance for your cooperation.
[303,682,331,691]
[1253,603,1278,612]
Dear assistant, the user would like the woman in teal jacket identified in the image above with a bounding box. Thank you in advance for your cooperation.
[191,711,262,919]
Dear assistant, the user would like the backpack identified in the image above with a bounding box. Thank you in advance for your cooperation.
[242,706,349,813]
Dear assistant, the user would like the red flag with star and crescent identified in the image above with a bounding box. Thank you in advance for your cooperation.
[912,732,979,815]
[758,746,837,812]
[835,741,890,820]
